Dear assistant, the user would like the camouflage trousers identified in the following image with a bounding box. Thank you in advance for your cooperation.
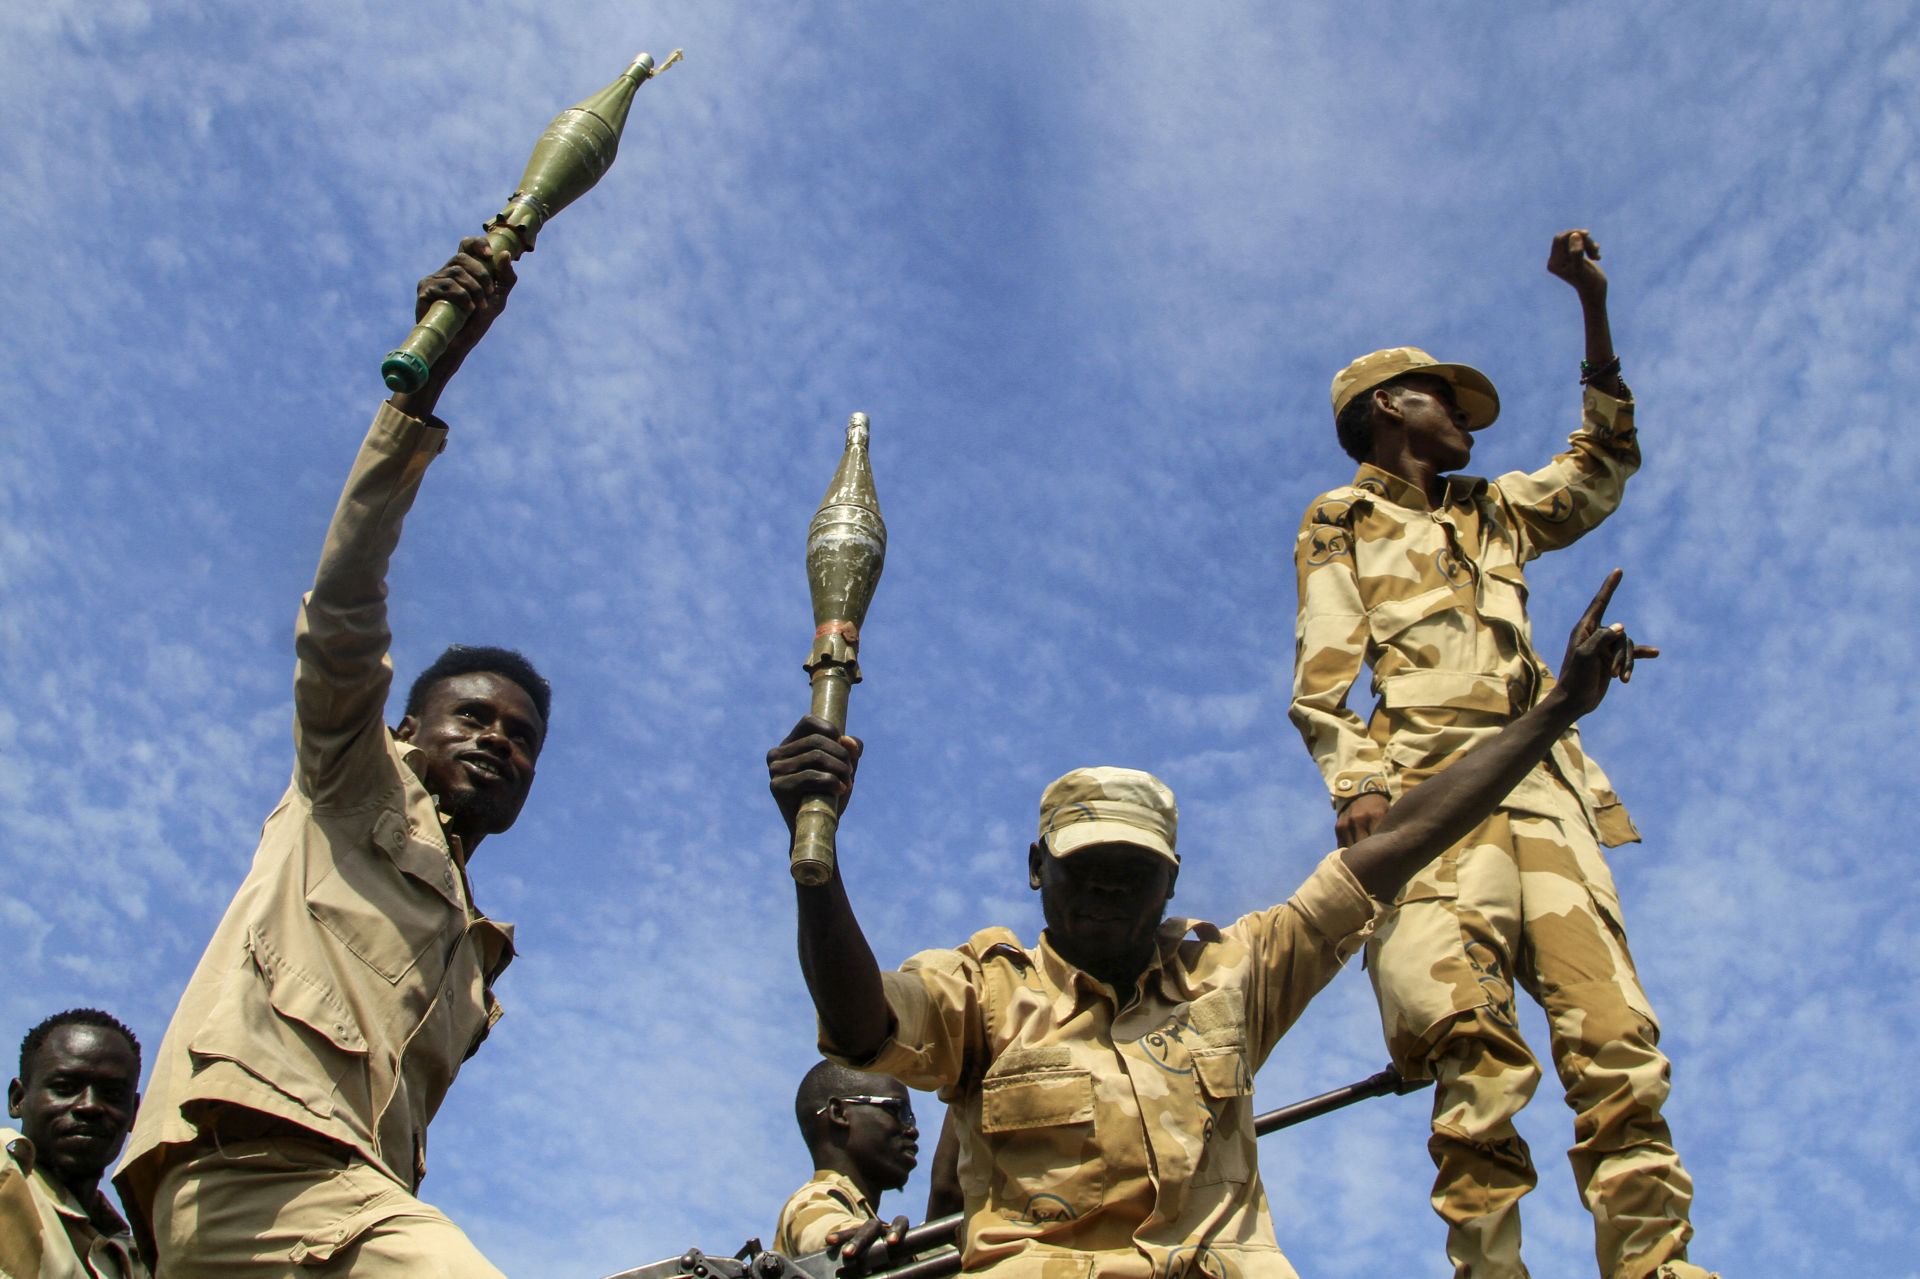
[1365,804,1696,1279]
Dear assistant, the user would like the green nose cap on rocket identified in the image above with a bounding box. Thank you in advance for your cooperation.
[806,412,887,664]
[492,50,664,248]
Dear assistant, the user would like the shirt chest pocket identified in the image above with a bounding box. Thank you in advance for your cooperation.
[979,1048,1105,1224]
[307,810,459,985]
[1189,1045,1254,1186]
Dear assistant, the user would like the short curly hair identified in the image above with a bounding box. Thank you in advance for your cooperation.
[404,645,551,726]
[18,1009,141,1080]
[1335,384,1387,463]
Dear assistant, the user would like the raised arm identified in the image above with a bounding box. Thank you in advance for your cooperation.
[292,239,516,801]
[1341,570,1656,900]
[769,715,891,1062]
[1548,228,1624,400]
[1499,230,1642,560]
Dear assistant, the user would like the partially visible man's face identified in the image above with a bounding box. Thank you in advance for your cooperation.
[397,672,544,837]
[1386,374,1474,471]
[1034,842,1177,975]
[839,1078,919,1192]
[7,1025,139,1191]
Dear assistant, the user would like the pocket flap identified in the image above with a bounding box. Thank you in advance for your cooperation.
[1379,670,1510,713]
[248,929,367,1054]
[1366,584,1458,642]
[1191,1047,1252,1099]
[982,1064,1095,1132]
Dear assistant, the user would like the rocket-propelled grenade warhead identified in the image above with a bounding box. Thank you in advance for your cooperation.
[791,412,888,886]
[380,49,681,394]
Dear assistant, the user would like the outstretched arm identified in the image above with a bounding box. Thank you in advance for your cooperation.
[769,715,890,1061]
[1548,228,1626,399]
[1341,570,1656,899]
[293,241,517,800]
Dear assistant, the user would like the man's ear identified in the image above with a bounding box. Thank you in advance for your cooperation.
[825,1099,851,1131]
[1028,843,1044,890]
[1370,384,1402,425]
[7,1078,23,1120]
[394,715,420,743]
[1165,863,1179,903]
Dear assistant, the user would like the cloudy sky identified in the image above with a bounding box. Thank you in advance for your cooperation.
[3,2,1915,1274]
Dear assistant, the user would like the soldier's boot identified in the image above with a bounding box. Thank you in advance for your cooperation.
[1426,1015,1542,1278]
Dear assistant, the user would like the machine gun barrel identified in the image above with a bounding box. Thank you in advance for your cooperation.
[599,1068,1427,1279]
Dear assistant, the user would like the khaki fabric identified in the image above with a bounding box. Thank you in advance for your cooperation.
[1288,384,1640,846]
[831,852,1380,1279]
[1366,803,1696,1278]
[149,1134,503,1277]
[114,405,515,1263]
[0,1130,147,1279]
[772,1169,875,1258]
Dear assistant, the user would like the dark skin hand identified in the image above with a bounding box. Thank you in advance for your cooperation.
[1338,569,1655,899]
[1547,227,1628,399]
[388,235,519,422]
[925,1108,964,1220]
[769,719,889,1059]
[824,1215,911,1273]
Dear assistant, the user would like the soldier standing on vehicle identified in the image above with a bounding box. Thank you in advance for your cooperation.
[769,572,1651,1279]
[1287,231,1713,1278]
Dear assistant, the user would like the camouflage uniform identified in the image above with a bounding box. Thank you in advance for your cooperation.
[1289,376,1701,1278]
[773,1169,877,1258]
[830,844,1381,1279]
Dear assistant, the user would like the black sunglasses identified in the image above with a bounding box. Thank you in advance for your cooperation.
[818,1095,916,1125]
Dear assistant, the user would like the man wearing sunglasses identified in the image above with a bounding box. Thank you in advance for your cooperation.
[774,1063,919,1270]
[769,572,1652,1279]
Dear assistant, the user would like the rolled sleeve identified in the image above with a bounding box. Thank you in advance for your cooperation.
[820,950,979,1093]
[1236,852,1388,1060]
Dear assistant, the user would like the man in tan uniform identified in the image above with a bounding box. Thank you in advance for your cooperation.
[3,1011,148,1279]
[773,1063,918,1267]
[113,240,542,1276]
[768,575,1648,1279]
[1288,231,1711,1279]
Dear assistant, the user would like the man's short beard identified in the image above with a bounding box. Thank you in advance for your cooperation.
[439,784,519,835]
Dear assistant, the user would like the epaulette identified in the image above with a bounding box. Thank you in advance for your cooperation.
[1302,488,1371,531]
[963,927,1030,972]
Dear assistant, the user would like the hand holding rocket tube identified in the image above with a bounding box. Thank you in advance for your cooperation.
[381,49,681,393]
[790,413,888,885]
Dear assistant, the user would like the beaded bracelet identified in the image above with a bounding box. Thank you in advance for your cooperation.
[1579,355,1623,386]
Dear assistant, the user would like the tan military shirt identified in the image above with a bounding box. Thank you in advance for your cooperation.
[831,852,1379,1279]
[115,404,515,1248]
[773,1169,876,1257]
[1289,386,1641,845]
[0,1130,147,1279]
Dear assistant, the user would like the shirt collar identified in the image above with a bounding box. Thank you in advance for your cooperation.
[1351,462,1487,511]
[2,1129,130,1234]
[809,1167,875,1215]
[1035,918,1220,1008]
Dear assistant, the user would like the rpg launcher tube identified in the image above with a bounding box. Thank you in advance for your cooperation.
[380,48,680,394]
[791,412,888,886]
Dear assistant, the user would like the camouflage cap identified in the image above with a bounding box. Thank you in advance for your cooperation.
[1037,767,1179,864]
[1331,346,1501,431]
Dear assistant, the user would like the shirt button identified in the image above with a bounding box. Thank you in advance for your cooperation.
[1336,779,1354,791]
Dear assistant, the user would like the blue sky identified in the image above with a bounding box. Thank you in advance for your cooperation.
[3,2,1916,1274]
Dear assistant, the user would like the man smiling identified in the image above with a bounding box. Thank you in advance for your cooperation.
[114,239,544,1277]
[2,1010,146,1279]
[769,572,1652,1279]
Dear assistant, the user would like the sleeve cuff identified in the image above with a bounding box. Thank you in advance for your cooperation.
[372,399,451,456]
[1330,774,1388,810]
[1289,851,1386,950]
